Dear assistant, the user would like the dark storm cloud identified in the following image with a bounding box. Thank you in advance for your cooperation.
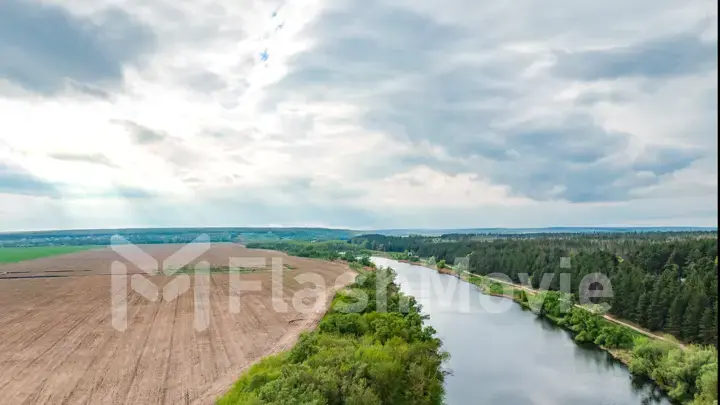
[496,158,659,203]
[478,117,657,202]
[505,115,630,164]
[633,146,706,176]
[0,164,58,197]
[553,34,717,80]
[361,71,518,159]
[0,0,155,95]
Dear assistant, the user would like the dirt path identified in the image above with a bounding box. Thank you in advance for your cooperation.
[460,271,682,347]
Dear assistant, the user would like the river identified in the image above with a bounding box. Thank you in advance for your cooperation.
[371,257,673,405]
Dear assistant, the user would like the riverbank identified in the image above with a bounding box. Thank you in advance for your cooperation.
[429,266,717,405]
[217,266,448,404]
[461,271,682,345]
[373,257,679,405]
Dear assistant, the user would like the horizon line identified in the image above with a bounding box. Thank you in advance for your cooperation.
[1,225,717,235]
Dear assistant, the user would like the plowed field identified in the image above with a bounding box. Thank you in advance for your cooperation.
[0,244,354,404]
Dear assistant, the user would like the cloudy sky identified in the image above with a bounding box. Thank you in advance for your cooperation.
[0,0,717,231]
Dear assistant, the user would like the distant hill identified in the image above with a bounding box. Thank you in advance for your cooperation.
[365,227,718,237]
[0,226,715,247]
[0,227,358,247]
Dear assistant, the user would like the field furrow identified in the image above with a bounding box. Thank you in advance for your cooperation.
[0,244,354,404]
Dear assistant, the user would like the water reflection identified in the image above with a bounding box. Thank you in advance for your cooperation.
[631,376,677,405]
[372,257,673,405]
[533,314,561,332]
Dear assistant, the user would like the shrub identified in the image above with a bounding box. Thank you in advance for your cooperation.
[513,289,528,303]
[594,326,634,349]
[628,340,718,405]
[219,267,448,405]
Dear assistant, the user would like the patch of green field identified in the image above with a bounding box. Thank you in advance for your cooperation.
[0,246,98,264]
[171,265,295,274]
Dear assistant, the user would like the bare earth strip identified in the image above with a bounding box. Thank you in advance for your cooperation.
[0,244,355,405]
[461,270,683,347]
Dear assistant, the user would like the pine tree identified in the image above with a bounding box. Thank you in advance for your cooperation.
[532,268,544,289]
[714,301,718,347]
[703,266,718,302]
[610,272,627,317]
[666,294,687,338]
[646,267,677,331]
[682,294,707,342]
[699,305,716,345]
[635,292,650,327]
[646,277,664,330]
[664,249,678,269]
[626,268,645,319]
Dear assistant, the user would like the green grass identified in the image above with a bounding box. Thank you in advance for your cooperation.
[0,246,98,264]
[170,265,297,274]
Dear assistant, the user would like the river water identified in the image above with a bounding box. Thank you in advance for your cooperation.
[370,257,672,405]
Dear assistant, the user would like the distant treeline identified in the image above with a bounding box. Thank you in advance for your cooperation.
[246,240,371,260]
[0,227,358,247]
[350,232,718,346]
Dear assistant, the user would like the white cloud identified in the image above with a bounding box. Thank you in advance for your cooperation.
[0,0,716,230]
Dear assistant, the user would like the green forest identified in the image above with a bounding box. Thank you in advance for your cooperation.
[246,232,718,404]
[218,267,448,405]
[350,232,718,346]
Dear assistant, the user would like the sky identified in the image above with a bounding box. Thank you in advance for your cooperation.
[0,0,717,231]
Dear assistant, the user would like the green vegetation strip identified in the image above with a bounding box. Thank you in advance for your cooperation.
[0,246,97,264]
[246,240,371,260]
[218,267,448,405]
[245,241,377,269]
[464,273,717,405]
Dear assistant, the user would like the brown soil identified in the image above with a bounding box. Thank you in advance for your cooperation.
[0,244,355,404]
